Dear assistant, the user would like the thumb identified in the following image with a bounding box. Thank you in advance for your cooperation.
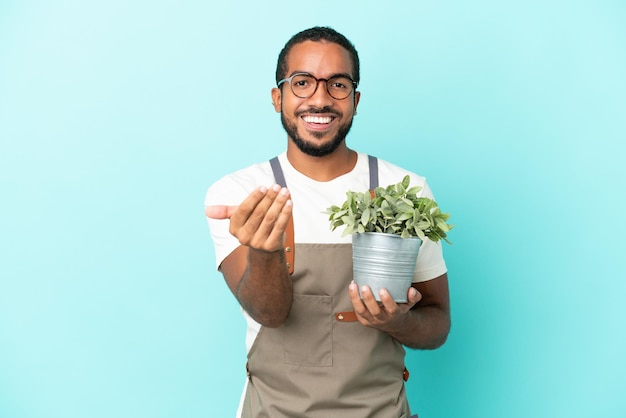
[204,205,238,219]
[408,287,423,307]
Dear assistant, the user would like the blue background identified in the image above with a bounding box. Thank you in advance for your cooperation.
[1,1,625,417]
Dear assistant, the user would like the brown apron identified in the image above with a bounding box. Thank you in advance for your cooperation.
[240,157,412,418]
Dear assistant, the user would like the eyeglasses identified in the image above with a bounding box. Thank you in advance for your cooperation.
[277,73,357,100]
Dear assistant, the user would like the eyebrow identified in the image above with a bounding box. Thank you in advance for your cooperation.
[288,71,354,80]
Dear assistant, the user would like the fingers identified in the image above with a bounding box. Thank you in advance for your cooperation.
[223,185,293,252]
[379,286,421,311]
[230,186,272,226]
[348,281,365,311]
[349,282,420,329]
[349,282,384,323]
[266,194,293,246]
[407,286,423,306]
[250,186,292,246]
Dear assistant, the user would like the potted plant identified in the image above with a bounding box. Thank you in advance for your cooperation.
[325,175,453,302]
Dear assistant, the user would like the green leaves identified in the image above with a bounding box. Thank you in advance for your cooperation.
[324,175,455,243]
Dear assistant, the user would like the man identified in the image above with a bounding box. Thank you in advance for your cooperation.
[205,26,450,418]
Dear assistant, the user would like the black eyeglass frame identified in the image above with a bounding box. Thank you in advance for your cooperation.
[277,72,358,100]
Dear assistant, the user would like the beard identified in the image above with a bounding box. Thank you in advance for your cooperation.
[281,107,354,157]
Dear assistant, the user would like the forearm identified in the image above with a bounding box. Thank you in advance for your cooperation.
[385,305,450,349]
[236,248,293,328]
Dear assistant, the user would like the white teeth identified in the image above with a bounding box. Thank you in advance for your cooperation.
[303,115,332,124]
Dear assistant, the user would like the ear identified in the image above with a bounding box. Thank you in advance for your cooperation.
[353,91,361,115]
[271,88,282,112]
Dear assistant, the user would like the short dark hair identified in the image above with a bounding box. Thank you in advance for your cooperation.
[275,26,360,86]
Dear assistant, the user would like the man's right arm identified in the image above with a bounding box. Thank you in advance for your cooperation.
[206,184,293,328]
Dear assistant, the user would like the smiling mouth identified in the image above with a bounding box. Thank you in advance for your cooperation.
[302,115,335,125]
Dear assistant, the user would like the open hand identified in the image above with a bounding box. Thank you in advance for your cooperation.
[205,184,293,253]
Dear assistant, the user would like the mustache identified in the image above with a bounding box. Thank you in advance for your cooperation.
[295,106,341,117]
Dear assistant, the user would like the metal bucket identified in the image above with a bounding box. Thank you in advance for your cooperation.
[352,232,422,302]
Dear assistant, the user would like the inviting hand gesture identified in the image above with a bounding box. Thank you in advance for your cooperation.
[205,184,293,253]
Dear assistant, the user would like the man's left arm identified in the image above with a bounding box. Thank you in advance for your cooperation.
[348,273,451,349]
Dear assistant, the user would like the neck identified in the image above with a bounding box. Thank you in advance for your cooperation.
[286,142,357,182]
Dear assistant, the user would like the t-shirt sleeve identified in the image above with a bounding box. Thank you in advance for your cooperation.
[204,176,249,270]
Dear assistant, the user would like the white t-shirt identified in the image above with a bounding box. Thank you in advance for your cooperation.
[205,151,448,352]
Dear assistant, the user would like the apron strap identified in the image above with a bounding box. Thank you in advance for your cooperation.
[368,154,379,190]
[270,157,295,275]
[269,156,287,187]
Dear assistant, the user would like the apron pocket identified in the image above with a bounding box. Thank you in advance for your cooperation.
[281,293,333,366]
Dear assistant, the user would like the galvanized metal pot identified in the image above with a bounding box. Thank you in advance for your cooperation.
[352,232,422,302]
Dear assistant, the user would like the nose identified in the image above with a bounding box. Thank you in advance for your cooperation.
[306,79,334,108]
